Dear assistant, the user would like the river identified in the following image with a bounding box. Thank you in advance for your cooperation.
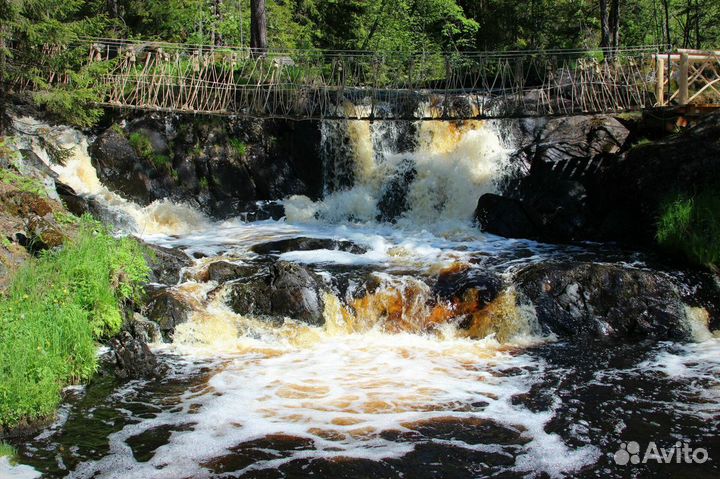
[2,115,719,478]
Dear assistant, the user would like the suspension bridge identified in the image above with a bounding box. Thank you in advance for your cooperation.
[10,38,720,120]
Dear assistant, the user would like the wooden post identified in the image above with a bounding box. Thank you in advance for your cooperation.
[679,52,689,105]
[656,57,665,106]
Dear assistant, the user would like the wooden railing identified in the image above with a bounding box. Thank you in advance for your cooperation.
[655,49,720,107]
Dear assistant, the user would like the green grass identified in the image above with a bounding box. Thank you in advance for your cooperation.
[152,154,172,170]
[229,138,247,157]
[0,442,16,462]
[0,168,48,197]
[657,188,720,269]
[129,132,175,173]
[199,177,209,191]
[0,215,150,428]
[129,132,155,163]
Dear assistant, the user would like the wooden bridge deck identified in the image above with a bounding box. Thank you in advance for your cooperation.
[11,38,720,120]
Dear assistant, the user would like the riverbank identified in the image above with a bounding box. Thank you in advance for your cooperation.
[1,108,719,478]
[0,138,150,434]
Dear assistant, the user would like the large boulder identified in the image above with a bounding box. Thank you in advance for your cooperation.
[89,115,322,219]
[376,159,416,222]
[144,289,193,340]
[598,111,720,243]
[141,242,193,285]
[106,331,165,380]
[433,266,503,307]
[228,261,327,326]
[514,262,692,341]
[89,128,164,205]
[478,115,629,242]
[508,115,629,175]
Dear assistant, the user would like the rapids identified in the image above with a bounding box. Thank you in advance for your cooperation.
[2,115,719,478]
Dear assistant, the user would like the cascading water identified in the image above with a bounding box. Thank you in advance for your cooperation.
[3,114,719,479]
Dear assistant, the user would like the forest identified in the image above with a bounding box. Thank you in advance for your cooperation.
[2,0,719,54]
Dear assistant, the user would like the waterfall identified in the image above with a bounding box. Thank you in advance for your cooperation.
[11,116,209,236]
[287,118,511,231]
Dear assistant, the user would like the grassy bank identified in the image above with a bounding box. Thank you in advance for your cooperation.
[0,216,149,429]
[657,188,720,270]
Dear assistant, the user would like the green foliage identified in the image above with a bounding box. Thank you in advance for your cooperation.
[0,442,16,461]
[0,168,47,197]
[657,188,720,269]
[110,123,126,136]
[0,215,150,428]
[229,138,247,157]
[129,132,175,174]
[129,132,154,161]
[199,177,209,191]
[32,89,103,129]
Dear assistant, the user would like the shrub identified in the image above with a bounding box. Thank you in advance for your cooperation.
[229,138,247,157]
[657,188,720,270]
[0,215,150,428]
[129,132,155,162]
[0,442,15,459]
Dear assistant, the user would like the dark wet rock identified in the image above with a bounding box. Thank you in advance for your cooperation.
[514,262,691,341]
[433,267,503,308]
[141,242,193,285]
[55,181,89,216]
[270,261,326,325]
[229,279,274,317]
[480,115,628,242]
[475,194,537,239]
[203,260,259,283]
[107,331,165,380]
[376,159,416,222]
[125,312,162,344]
[251,237,367,256]
[89,115,322,219]
[228,261,326,326]
[486,112,720,246]
[236,201,286,221]
[89,128,159,205]
[26,214,66,251]
[145,290,193,340]
[598,111,720,243]
[508,115,629,175]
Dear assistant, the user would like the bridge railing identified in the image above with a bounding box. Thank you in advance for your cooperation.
[655,49,720,107]
[7,37,719,119]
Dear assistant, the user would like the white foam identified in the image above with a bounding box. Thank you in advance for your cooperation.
[68,332,595,478]
[10,116,209,236]
[0,457,42,479]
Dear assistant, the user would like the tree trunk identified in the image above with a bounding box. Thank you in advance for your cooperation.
[250,0,268,56]
[662,0,671,47]
[212,0,224,47]
[600,0,611,51]
[600,0,619,60]
[106,0,119,19]
[609,0,620,53]
[0,26,7,135]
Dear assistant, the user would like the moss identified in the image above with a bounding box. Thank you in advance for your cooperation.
[129,132,155,162]
[110,123,126,137]
[0,215,150,428]
[0,169,48,197]
[630,137,653,150]
[199,177,209,191]
[229,138,247,157]
[0,442,16,461]
[657,187,720,270]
